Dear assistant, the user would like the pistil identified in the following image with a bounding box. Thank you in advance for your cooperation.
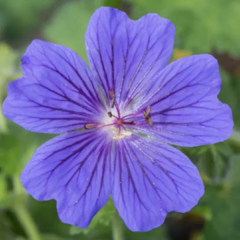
[85,90,147,139]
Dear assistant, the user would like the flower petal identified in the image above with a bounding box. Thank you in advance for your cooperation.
[2,40,103,133]
[132,55,233,147]
[112,135,204,232]
[85,7,175,106]
[20,130,112,228]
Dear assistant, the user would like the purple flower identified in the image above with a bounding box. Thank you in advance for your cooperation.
[2,7,233,232]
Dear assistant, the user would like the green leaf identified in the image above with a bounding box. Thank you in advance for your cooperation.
[190,206,212,221]
[104,0,121,8]
[40,234,72,240]
[201,155,240,239]
[0,173,8,208]
[0,42,20,133]
[200,143,233,184]
[44,0,104,62]
[69,198,115,235]
[0,0,55,41]
[201,148,217,180]
[0,133,37,175]
[129,0,240,54]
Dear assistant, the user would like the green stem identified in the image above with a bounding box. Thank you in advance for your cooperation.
[112,211,124,240]
[12,176,42,240]
[14,205,42,240]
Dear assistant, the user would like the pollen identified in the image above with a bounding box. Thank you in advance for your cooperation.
[112,135,126,140]
[84,123,98,129]
[122,131,132,136]
[112,127,119,135]
[111,127,130,140]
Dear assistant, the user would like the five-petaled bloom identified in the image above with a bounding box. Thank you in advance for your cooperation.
[2,7,233,232]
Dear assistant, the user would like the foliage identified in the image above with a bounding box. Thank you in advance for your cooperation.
[0,43,19,133]
[44,0,104,61]
[0,0,55,41]
[201,156,240,240]
[69,199,115,235]
[129,0,240,55]
[0,0,240,239]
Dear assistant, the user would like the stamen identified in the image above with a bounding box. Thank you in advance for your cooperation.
[122,131,132,136]
[112,127,119,135]
[122,121,136,125]
[115,100,121,118]
[121,111,142,120]
[84,123,98,129]
[112,115,118,119]
[103,90,140,137]
[146,105,151,115]
[109,89,115,100]
[112,126,126,140]
[109,89,120,117]
[146,118,153,127]
[112,135,126,140]
[109,89,116,108]
[143,105,153,127]
[110,98,115,108]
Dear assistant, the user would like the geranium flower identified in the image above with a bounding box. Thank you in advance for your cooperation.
[2,7,233,232]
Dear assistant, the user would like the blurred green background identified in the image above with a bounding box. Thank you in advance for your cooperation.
[0,0,240,239]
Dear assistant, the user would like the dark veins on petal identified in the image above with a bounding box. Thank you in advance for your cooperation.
[111,134,203,231]
[130,55,233,146]
[21,130,112,227]
[3,40,105,133]
[86,8,175,107]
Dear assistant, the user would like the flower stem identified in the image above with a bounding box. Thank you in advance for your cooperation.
[12,176,42,240]
[112,211,124,240]
[14,205,42,240]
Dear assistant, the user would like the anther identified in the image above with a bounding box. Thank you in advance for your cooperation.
[122,131,132,136]
[143,106,151,118]
[112,127,119,135]
[109,89,115,99]
[108,111,112,118]
[84,123,98,129]
[109,89,115,108]
[112,135,126,140]
[143,105,153,127]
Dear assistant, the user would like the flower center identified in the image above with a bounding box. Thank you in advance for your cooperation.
[84,89,153,140]
[116,119,123,125]
[108,115,136,140]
